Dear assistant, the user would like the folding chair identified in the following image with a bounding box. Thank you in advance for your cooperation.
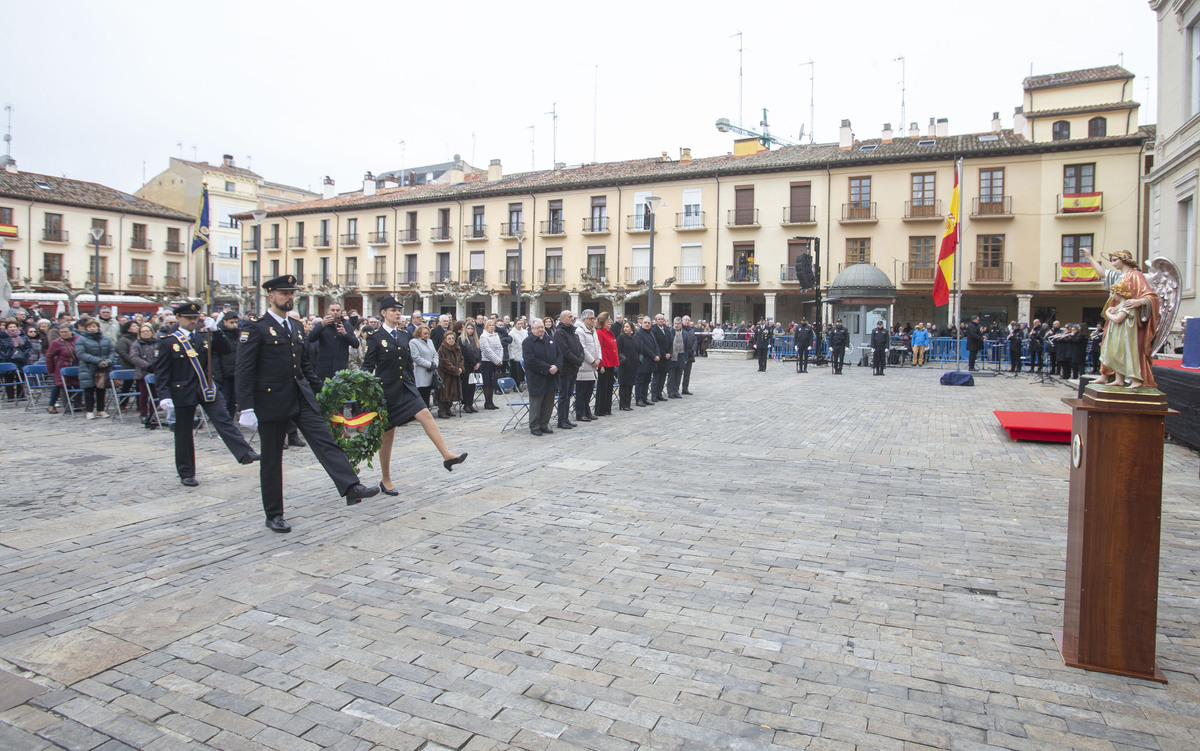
[0,362,26,408]
[144,373,209,435]
[106,369,138,424]
[495,376,528,432]
[57,366,88,416]
[23,364,53,411]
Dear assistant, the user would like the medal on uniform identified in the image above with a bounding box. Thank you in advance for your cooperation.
[382,339,389,349]
[269,327,277,337]
[172,343,181,352]
[172,330,216,403]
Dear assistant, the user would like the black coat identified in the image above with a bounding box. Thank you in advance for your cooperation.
[557,322,585,371]
[651,324,673,363]
[235,315,322,421]
[522,332,561,396]
[828,326,849,349]
[460,335,481,374]
[634,327,660,373]
[795,325,814,352]
[753,325,773,350]
[154,326,229,408]
[430,325,447,351]
[362,328,423,419]
[966,322,985,353]
[616,332,638,385]
[307,319,359,379]
[870,328,890,351]
[211,326,241,381]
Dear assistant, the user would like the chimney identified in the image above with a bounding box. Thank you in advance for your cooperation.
[556,161,567,170]
[322,175,335,200]
[379,174,398,189]
[936,118,948,138]
[1013,106,1027,137]
[448,165,465,183]
[839,119,854,150]
[661,152,671,162]
[222,154,234,167]
[2,157,16,174]
[909,122,919,138]
[362,171,376,197]
[680,147,692,162]
[991,111,1002,133]
[927,118,936,137]
[488,158,502,181]
[881,123,893,143]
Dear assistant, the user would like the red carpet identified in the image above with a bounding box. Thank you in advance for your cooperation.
[1153,358,1189,370]
[994,411,1072,443]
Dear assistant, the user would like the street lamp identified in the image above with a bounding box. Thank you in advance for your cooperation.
[88,226,104,316]
[513,228,526,321]
[251,209,267,314]
[644,195,661,319]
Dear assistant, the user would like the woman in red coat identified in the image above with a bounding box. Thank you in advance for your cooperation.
[594,311,619,416]
[44,323,78,413]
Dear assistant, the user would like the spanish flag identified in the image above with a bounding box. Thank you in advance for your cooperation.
[932,163,960,307]
[1059,262,1100,282]
[1062,192,1101,213]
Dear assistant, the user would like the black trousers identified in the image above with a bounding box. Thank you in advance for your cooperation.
[618,383,633,409]
[557,368,577,423]
[258,400,359,520]
[220,377,238,419]
[873,348,886,374]
[757,347,768,371]
[797,348,809,372]
[682,358,695,391]
[173,390,253,479]
[509,360,524,388]
[968,350,979,370]
[528,391,555,431]
[635,371,652,404]
[667,367,683,396]
[651,360,668,398]
[1030,347,1043,371]
[595,369,614,415]
[831,347,845,373]
[574,379,595,418]
[1010,348,1022,372]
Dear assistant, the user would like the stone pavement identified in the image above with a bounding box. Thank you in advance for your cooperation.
[0,357,1198,751]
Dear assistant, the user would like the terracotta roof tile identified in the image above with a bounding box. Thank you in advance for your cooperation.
[0,170,194,221]
[1024,65,1134,91]
[1024,101,1139,119]
[176,158,262,181]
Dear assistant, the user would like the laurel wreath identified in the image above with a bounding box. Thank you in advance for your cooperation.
[317,369,388,472]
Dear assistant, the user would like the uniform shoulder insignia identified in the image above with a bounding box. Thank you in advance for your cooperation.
[240,331,249,343]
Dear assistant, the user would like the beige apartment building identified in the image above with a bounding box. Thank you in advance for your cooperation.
[1146,0,1199,338]
[237,66,1148,336]
[136,155,317,304]
[1,162,194,314]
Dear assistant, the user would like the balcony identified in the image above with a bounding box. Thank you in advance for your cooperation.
[1054,262,1105,285]
[164,240,185,254]
[367,273,389,287]
[971,197,1013,218]
[581,216,610,234]
[263,236,280,250]
[579,266,609,283]
[780,264,802,283]
[499,222,524,238]
[288,236,305,249]
[429,270,453,286]
[465,224,488,241]
[673,265,706,284]
[430,226,452,242]
[368,231,388,246]
[5,265,18,281]
[538,268,564,286]
[310,274,333,287]
[313,234,332,249]
[39,268,68,283]
[969,261,1012,284]
[623,266,650,284]
[243,275,258,288]
[465,269,487,284]
[675,212,706,231]
[726,263,760,283]
[901,263,936,284]
[341,233,359,247]
[539,219,566,237]
[1057,193,1103,215]
[499,269,529,286]
[625,214,651,232]
[781,205,817,225]
[129,236,152,251]
[903,199,943,221]
[128,274,153,288]
[85,233,112,247]
[398,228,419,244]
[396,271,420,286]
[339,273,360,288]
[163,276,185,291]
[42,229,69,243]
[840,202,877,222]
[85,272,114,287]
[726,208,759,227]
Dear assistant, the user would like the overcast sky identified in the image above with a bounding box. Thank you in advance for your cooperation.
[4,1,1157,197]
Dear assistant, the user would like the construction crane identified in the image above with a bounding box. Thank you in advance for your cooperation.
[715,108,800,148]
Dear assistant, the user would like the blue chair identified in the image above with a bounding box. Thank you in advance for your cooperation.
[0,362,26,407]
[495,376,528,432]
[106,369,137,423]
[57,366,87,416]
[22,364,52,411]
[144,373,210,435]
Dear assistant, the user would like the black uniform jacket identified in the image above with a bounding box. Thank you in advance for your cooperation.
[154,326,229,409]
[235,315,322,421]
[522,332,562,396]
[362,327,422,405]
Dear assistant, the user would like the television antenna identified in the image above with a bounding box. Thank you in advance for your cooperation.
[715,108,799,148]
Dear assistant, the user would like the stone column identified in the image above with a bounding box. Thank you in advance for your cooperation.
[455,300,466,320]
[422,293,434,313]
[528,296,540,321]
[308,293,319,317]
[1016,293,1032,324]
[613,300,625,319]
[658,292,671,320]
[569,291,581,314]
[491,292,501,316]
[711,291,722,323]
[764,292,777,322]
[361,295,373,318]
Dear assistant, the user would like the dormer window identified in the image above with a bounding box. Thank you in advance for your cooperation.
[1052,120,1070,141]
[1088,117,1107,138]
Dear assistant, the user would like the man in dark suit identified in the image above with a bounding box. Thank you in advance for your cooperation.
[522,317,561,435]
[680,315,698,394]
[307,302,359,382]
[650,313,672,400]
[753,319,773,372]
[554,310,583,429]
[828,320,849,374]
[794,319,814,373]
[870,320,890,375]
[633,315,660,407]
[966,315,985,371]
[154,303,258,487]
[235,275,378,533]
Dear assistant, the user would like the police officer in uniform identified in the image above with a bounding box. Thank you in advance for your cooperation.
[828,319,849,374]
[235,275,378,533]
[753,319,773,372]
[870,320,890,375]
[154,303,259,487]
[794,319,814,373]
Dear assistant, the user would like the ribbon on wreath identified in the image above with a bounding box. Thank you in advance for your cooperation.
[330,411,379,430]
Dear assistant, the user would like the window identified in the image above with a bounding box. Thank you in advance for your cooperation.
[546,199,563,234]
[318,219,330,245]
[979,168,1005,211]
[344,257,356,285]
[89,218,108,246]
[44,213,64,242]
[345,217,358,243]
[269,259,280,277]
[586,246,606,277]
[910,173,936,216]
[469,250,486,283]
[631,244,650,281]
[848,177,871,219]
[293,258,304,281]
[375,215,386,233]
[1180,198,1196,294]
[589,196,607,231]
[90,255,107,279]
[1088,117,1107,138]
[0,206,12,225]
[508,202,523,234]
[633,191,651,230]
[1191,21,1200,116]
[976,235,1005,280]
[131,259,149,285]
[846,238,870,265]
[42,253,64,281]
[678,242,703,282]
[681,188,702,228]
[402,254,417,284]
[269,223,280,248]
[373,255,386,283]
[1052,120,1070,141]
[294,221,305,248]
[908,237,936,280]
[1063,163,1095,195]
[1061,234,1094,264]
[166,262,181,283]
[1,247,11,279]
[318,257,331,285]
[436,208,450,238]
[544,248,563,285]
[788,182,812,223]
[733,185,755,224]
[224,181,235,193]
[471,206,485,237]
[166,227,181,252]
[435,252,451,280]
[505,251,521,285]
[131,223,148,249]
[732,242,757,281]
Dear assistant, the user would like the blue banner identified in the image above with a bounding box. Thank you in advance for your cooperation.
[190,184,210,254]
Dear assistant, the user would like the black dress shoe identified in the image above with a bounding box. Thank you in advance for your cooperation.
[287,436,306,447]
[579,415,593,422]
[541,426,553,434]
[443,452,468,472]
[240,450,261,465]
[344,482,380,506]
[556,422,574,430]
[620,406,633,411]
[265,515,291,533]
[181,477,199,487]
[379,481,399,496]
[484,404,499,410]
[682,390,693,395]
[566,420,578,427]
[530,429,544,436]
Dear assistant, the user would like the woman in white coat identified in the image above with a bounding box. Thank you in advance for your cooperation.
[479,319,505,410]
[507,318,528,389]
[408,325,440,408]
[573,309,602,422]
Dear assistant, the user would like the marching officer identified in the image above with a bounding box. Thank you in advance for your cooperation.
[794,318,814,373]
[753,318,773,372]
[154,302,259,487]
[235,275,378,533]
[828,319,849,374]
[870,320,890,375]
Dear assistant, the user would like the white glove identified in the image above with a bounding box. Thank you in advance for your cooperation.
[238,409,258,429]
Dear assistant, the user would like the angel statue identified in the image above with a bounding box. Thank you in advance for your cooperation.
[1079,248,1182,390]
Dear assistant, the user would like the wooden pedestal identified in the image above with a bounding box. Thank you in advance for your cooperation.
[1056,385,1174,683]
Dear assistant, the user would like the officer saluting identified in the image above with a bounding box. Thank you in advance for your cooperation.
[154,302,259,487]
[235,275,378,533]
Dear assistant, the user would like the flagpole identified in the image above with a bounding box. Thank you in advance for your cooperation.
[953,157,963,372]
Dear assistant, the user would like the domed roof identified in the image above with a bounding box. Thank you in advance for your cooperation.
[828,263,896,299]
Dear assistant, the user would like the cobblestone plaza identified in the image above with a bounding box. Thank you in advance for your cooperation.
[1,358,1197,750]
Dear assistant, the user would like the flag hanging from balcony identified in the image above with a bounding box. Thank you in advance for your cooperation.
[190,183,210,254]
[1059,262,1100,282]
[1061,192,1101,213]
[932,162,960,307]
